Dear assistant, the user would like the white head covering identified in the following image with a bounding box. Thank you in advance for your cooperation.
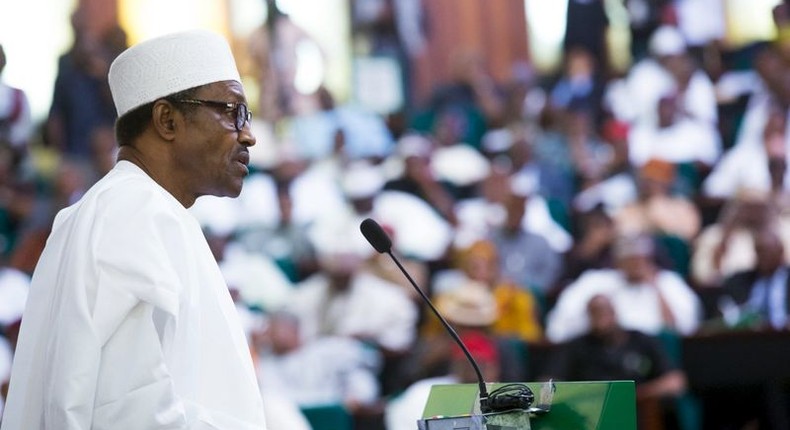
[108,29,241,117]
[342,161,386,199]
[510,171,539,197]
[649,26,687,57]
[431,145,491,186]
[482,128,514,153]
[396,133,433,159]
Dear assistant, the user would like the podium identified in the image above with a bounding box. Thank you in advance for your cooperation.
[419,381,636,430]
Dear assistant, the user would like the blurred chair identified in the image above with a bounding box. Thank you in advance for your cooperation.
[300,403,353,430]
[656,329,702,430]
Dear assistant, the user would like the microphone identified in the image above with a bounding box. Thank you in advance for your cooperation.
[359,218,492,414]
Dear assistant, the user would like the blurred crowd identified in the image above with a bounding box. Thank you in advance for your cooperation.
[2,0,790,429]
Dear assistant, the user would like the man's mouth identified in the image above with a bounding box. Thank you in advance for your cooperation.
[236,151,250,168]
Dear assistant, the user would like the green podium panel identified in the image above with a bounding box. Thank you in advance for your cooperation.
[422,381,636,430]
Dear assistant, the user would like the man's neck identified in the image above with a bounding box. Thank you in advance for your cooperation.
[117,145,195,207]
[596,327,627,346]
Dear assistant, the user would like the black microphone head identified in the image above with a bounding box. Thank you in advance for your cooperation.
[360,218,392,253]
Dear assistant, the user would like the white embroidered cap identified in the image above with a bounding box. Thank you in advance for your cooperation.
[108,29,241,117]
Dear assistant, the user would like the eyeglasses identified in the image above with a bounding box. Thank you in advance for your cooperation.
[172,99,252,131]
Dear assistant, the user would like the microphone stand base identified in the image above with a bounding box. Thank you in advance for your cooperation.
[418,410,531,430]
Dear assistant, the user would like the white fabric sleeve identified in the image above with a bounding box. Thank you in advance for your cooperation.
[545,274,599,343]
[94,187,266,430]
[42,186,188,429]
[701,147,755,199]
[657,272,703,336]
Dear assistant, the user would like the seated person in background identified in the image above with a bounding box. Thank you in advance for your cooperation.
[453,163,574,255]
[626,92,721,171]
[613,159,701,243]
[383,134,460,226]
[446,239,545,343]
[400,281,527,389]
[612,159,701,277]
[542,294,688,428]
[384,330,501,430]
[253,310,382,413]
[562,206,616,285]
[621,25,717,129]
[714,228,790,330]
[548,47,605,126]
[487,180,565,296]
[248,184,319,283]
[284,242,419,355]
[691,190,790,288]
[360,223,430,306]
[546,233,702,343]
[702,105,788,202]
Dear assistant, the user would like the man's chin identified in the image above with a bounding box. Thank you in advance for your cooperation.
[224,177,245,198]
[225,187,243,198]
[202,184,243,200]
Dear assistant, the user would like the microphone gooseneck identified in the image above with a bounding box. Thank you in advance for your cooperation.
[359,218,492,413]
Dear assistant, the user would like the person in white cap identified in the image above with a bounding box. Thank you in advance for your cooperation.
[545,233,702,343]
[1,30,267,429]
[618,25,717,128]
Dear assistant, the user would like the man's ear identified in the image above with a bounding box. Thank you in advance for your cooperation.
[151,100,179,141]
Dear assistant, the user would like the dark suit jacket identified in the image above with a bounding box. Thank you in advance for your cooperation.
[701,268,790,321]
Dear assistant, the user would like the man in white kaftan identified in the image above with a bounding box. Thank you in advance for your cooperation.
[1,30,267,429]
[286,269,418,353]
[3,162,265,429]
[546,234,702,343]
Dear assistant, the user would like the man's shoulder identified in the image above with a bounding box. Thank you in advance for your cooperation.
[90,163,180,214]
[656,269,694,288]
[720,269,760,301]
[56,163,184,232]
[354,271,412,300]
[721,269,759,285]
[569,268,621,287]
[553,270,621,305]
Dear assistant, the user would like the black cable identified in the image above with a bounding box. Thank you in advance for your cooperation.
[487,383,535,412]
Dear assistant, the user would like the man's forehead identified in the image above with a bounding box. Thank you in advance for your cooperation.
[196,80,246,100]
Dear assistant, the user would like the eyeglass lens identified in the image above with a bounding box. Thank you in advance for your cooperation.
[236,104,250,131]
